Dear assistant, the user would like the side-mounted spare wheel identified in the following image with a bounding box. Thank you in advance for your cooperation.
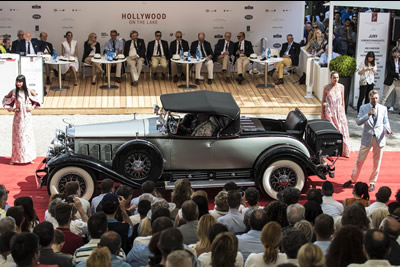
[48,166,96,200]
[259,159,305,199]
[114,144,163,184]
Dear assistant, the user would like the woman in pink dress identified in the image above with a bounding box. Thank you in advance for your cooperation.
[2,75,41,164]
[321,71,350,157]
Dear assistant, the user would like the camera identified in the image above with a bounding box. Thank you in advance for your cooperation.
[65,195,74,203]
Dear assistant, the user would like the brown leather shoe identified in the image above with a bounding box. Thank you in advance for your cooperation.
[116,77,121,83]
[268,70,275,77]
[275,78,284,85]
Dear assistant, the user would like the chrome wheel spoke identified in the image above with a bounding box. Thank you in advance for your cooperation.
[124,152,152,180]
[269,166,297,192]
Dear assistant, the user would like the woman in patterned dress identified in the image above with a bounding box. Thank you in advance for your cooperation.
[2,75,40,165]
[321,71,350,157]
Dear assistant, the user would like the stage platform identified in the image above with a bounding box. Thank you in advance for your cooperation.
[0,72,321,116]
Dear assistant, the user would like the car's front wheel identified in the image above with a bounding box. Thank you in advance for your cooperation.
[48,166,96,200]
[260,159,305,199]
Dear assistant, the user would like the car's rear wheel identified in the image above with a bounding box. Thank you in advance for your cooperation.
[116,148,163,184]
[48,166,96,200]
[260,159,305,199]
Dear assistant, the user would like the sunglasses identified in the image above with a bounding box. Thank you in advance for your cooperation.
[156,35,161,37]
[313,27,318,28]
[93,36,97,38]
[67,35,73,37]
[176,36,182,38]
[237,36,242,38]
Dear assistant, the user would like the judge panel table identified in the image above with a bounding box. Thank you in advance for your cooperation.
[249,57,283,89]
[91,57,127,89]
[170,57,206,89]
[45,57,76,91]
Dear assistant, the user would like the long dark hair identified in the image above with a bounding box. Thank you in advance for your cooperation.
[14,196,39,232]
[353,182,370,200]
[15,75,28,101]
[364,51,376,67]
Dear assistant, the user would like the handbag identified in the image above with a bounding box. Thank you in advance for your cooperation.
[360,79,368,86]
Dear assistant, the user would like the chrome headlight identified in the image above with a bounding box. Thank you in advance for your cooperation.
[55,129,66,140]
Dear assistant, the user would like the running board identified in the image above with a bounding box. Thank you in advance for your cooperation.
[164,179,255,190]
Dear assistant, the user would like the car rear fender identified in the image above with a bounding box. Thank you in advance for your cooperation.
[112,139,164,170]
[47,153,143,188]
[253,145,326,181]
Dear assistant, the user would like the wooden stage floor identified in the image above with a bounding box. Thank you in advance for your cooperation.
[1,72,321,115]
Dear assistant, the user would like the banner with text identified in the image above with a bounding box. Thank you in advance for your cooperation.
[353,12,390,108]
[0,1,304,67]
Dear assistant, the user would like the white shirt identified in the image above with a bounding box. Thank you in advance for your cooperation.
[198,251,244,267]
[217,209,247,234]
[209,209,228,220]
[129,40,138,57]
[357,61,377,85]
[91,193,106,214]
[25,41,36,55]
[222,40,230,54]
[365,201,388,217]
[176,40,182,55]
[0,255,16,267]
[152,40,164,56]
[245,252,287,267]
[322,196,344,214]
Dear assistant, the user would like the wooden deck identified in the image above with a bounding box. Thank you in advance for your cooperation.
[1,72,321,115]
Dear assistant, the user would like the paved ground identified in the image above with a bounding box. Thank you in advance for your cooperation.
[0,106,399,158]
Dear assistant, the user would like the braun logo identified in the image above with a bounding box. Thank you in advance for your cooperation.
[369,34,378,38]
[214,34,223,39]
[273,34,282,38]
[245,15,253,20]
[32,14,41,19]
[32,5,41,9]
[273,43,282,48]
[245,5,254,10]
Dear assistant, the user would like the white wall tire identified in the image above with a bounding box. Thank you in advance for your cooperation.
[48,166,96,201]
[261,159,305,199]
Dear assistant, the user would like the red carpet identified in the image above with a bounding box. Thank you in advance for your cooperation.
[1,152,399,221]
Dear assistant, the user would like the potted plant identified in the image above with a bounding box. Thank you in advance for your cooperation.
[329,55,357,114]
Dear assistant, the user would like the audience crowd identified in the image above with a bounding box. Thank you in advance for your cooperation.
[1,177,400,267]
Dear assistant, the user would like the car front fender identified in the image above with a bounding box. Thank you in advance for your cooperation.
[47,153,142,188]
[253,145,327,181]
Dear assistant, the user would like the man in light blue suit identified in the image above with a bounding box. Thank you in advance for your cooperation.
[343,90,392,192]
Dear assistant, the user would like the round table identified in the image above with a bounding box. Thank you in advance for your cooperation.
[91,57,127,89]
[170,57,206,89]
[44,57,77,91]
[249,57,283,89]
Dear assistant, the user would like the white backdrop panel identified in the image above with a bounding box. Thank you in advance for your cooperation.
[0,1,304,62]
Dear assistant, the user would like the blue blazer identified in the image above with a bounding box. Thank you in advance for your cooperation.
[357,103,391,147]
[16,39,42,55]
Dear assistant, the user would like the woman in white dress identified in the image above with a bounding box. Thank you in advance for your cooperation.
[245,222,287,267]
[61,31,79,86]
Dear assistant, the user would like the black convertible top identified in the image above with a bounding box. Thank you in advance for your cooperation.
[160,90,240,120]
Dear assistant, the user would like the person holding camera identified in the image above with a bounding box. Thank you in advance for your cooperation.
[357,51,377,113]
[381,46,400,112]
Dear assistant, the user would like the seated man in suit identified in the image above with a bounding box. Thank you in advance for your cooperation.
[16,32,42,55]
[104,30,124,83]
[191,32,214,85]
[170,31,189,83]
[124,30,146,86]
[214,32,235,81]
[233,32,254,85]
[146,31,169,80]
[268,34,300,85]
[40,32,58,85]
[11,29,24,54]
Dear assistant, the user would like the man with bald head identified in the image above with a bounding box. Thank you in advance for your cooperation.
[11,29,24,53]
[348,229,391,267]
[381,215,400,265]
[190,32,214,85]
[16,32,41,55]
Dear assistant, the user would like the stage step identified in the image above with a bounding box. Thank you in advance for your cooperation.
[164,179,255,190]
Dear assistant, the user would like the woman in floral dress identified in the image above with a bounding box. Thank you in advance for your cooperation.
[2,75,40,164]
[321,71,350,157]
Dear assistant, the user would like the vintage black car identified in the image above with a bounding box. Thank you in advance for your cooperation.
[36,90,342,200]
